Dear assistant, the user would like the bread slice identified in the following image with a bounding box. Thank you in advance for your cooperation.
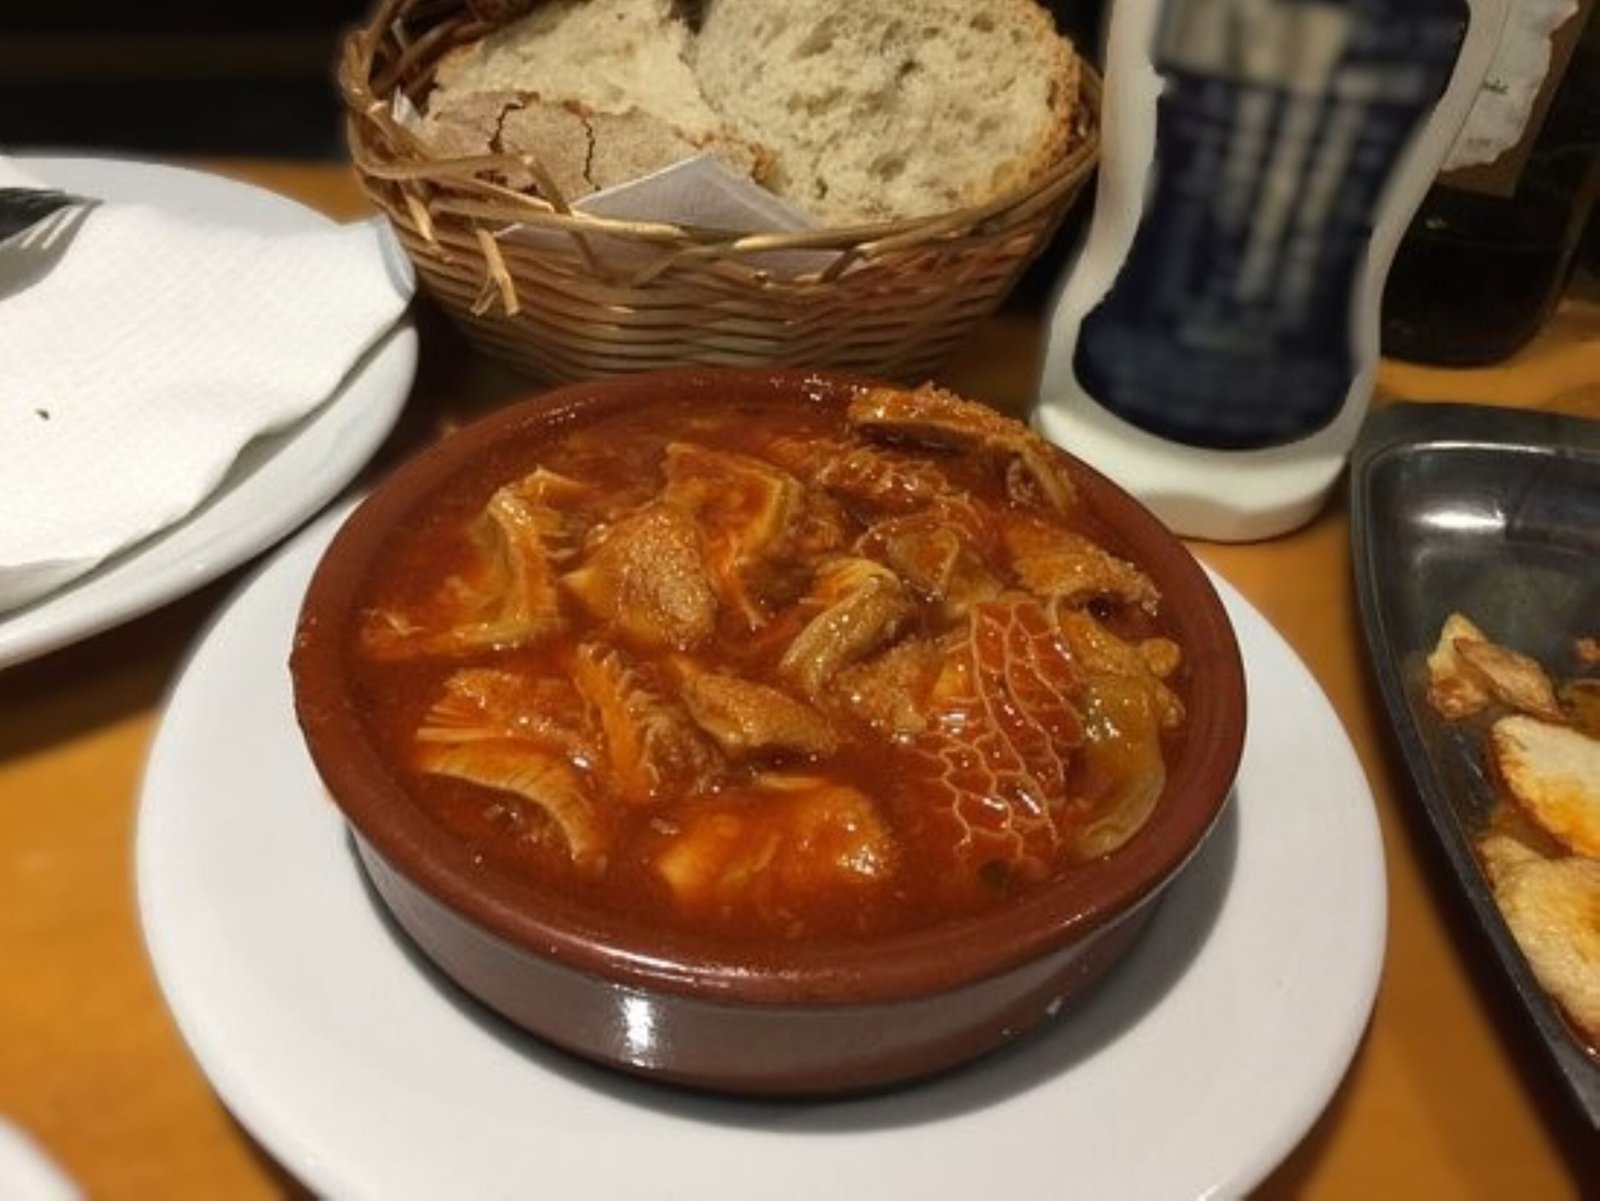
[1490,714,1600,856]
[692,0,1080,225]
[419,0,1081,222]
[414,89,536,190]
[433,0,720,137]
[422,0,769,203]
[421,92,767,202]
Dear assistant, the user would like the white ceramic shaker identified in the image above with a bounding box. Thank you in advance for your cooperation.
[1036,0,1509,541]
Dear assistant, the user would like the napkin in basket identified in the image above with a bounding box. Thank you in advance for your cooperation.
[0,159,413,616]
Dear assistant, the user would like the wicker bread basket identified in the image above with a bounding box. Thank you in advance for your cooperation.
[340,0,1101,382]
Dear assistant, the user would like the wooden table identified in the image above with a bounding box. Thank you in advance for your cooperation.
[1,161,1595,1198]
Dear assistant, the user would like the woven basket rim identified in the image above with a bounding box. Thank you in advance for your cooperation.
[339,0,1102,251]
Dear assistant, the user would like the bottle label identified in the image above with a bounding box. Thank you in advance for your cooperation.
[1442,0,1592,195]
[1074,0,1468,450]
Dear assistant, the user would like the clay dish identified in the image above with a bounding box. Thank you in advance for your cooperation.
[290,367,1246,1096]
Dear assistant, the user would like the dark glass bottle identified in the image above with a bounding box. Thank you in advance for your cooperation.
[1382,2,1600,365]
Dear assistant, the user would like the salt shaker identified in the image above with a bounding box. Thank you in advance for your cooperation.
[1035,0,1509,541]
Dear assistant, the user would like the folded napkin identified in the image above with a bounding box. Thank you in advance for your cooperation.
[0,158,413,615]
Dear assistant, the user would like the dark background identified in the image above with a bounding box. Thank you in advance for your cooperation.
[0,2,371,158]
[0,1,1106,160]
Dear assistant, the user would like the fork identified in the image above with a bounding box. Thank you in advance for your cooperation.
[0,187,98,295]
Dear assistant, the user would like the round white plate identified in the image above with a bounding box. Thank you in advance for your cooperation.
[138,507,1386,1201]
[0,156,417,669]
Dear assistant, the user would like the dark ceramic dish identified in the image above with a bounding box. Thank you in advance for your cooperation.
[290,368,1247,1096]
[1350,401,1600,1128]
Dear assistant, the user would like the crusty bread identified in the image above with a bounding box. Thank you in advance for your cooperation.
[420,89,764,200]
[417,89,528,167]
[422,0,766,202]
[692,0,1080,225]
[1491,714,1600,857]
[434,0,719,136]
[420,0,1079,223]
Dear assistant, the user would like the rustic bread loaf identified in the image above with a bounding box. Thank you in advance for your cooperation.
[420,90,765,199]
[692,0,1080,225]
[422,0,768,202]
[433,0,718,136]
[420,0,1079,223]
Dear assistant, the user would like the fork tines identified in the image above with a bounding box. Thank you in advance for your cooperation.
[0,187,88,243]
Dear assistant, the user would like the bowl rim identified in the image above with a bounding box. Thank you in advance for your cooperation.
[290,366,1247,1007]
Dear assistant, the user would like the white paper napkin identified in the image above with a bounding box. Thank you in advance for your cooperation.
[571,153,841,279]
[0,159,413,615]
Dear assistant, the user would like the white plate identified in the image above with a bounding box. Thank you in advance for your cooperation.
[0,156,416,669]
[138,507,1386,1201]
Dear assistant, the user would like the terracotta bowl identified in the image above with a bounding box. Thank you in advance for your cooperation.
[290,367,1247,1096]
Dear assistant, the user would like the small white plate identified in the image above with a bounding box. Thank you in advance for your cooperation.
[138,507,1385,1201]
[0,157,416,669]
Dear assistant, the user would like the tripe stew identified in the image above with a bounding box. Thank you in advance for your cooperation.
[345,384,1187,943]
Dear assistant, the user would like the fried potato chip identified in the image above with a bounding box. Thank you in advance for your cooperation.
[1426,612,1565,722]
[1491,715,1600,857]
[1479,828,1548,886]
[1455,638,1564,723]
[1486,849,1600,1046]
[1426,611,1493,718]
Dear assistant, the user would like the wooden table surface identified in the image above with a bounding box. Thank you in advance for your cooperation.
[1,160,1596,1198]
